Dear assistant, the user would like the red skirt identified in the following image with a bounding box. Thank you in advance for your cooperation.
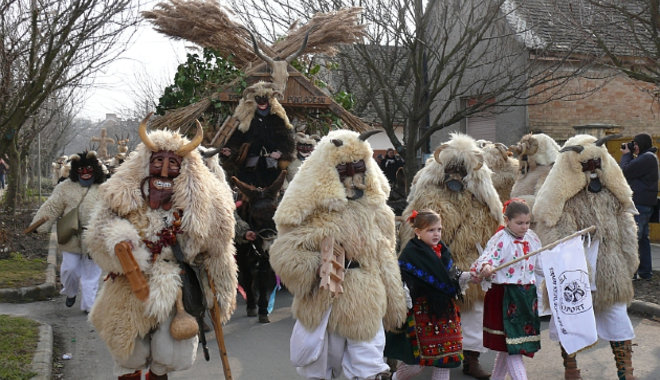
[483,283,540,357]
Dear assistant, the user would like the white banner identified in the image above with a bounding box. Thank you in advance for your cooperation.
[541,235,598,354]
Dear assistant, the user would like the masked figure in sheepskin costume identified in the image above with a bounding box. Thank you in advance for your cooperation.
[533,134,639,380]
[225,81,295,188]
[51,155,70,184]
[270,129,407,380]
[286,131,317,184]
[481,142,519,203]
[509,133,560,210]
[400,133,503,380]
[84,115,238,380]
[31,151,106,313]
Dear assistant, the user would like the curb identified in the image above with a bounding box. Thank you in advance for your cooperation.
[629,299,660,318]
[30,323,53,380]
[0,226,58,303]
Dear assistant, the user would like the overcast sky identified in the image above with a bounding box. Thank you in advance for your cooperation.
[78,8,188,121]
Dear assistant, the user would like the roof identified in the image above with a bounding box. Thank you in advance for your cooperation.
[505,0,650,57]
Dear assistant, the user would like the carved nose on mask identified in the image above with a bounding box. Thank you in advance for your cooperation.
[160,160,169,177]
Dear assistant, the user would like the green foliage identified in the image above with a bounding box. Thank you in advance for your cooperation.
[157,48,246,118]
[0,315,39,380]
[0,253,46,288]
[290,59,355,136]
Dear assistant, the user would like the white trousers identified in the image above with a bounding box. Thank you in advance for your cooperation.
[114,311,199,376]
[549,302,635,342]
[461,300,486,352]
[60,251,102,312]
[296,324,390,379]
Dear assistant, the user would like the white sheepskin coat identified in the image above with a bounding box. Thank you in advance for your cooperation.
[30,179,102,254]
[510,133,560,210]
[401,133,503,310]
[84,129,238,360]
[482,142,519,202]
[270,129,407,342]
[533,134,638,311]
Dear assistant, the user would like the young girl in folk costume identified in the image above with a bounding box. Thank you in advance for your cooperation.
[471,199,542,380]
[386,209,472,380]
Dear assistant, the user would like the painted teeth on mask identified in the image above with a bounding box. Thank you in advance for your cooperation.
[154,180,173,189]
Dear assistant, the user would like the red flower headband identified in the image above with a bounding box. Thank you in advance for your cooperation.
[407,209,418,223]
[502,198,526,214]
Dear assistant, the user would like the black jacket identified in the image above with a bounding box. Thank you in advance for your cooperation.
[620,149,659,206]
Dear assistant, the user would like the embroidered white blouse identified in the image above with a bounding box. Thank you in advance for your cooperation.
[471,228,542,286]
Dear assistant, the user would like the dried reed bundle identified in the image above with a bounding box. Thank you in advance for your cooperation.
[273,7,366,58]
[142,0,262,67]
[149,98,212,132]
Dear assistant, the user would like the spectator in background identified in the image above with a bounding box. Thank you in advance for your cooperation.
[380,148,405,185]
[0,156,8,189]
[620,133,659,280]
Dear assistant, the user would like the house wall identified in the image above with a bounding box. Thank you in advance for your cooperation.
[528,70,660,140]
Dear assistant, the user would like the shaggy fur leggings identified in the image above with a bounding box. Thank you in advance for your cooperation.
[491,352,527,380]
[392,363,449,380]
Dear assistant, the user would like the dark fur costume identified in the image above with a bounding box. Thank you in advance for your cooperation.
[69,151,106,184]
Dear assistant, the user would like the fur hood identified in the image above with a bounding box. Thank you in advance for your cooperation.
[409,133,503,223]
[98,129,231,244]
[233,81,293,132]
[274,129,390,229]
[533,134,636,227]
[511,133,560,166]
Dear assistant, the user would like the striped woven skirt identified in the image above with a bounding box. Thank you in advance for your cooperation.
[483,283,540,358]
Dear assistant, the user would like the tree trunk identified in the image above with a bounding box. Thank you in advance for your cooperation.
[1,142,20,214]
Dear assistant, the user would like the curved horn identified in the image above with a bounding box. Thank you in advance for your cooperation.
[508,144,521,155]
[176,120,204,156]
[358,129,381,141]
[231,176,258,200]
[265,170,288,197]
[433,144,449,164]
[200,147,222,158]
[139,112,157,152]
[473,152,484,171]
[243,27,275,66]
[560,145,585,153]
[495,143,509,161]
[285,30,311,64]
[594,133,622,147]
[332,139,343,147]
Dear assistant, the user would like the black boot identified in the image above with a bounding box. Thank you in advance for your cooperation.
[65,296,76,307]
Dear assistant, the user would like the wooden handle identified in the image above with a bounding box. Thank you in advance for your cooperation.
[24,217,48,234]
[207,273,233,380]
[492,225,596,273]
[115,241,150,301]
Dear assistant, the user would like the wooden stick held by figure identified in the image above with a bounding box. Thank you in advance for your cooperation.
[319,236,345,297]
[492,225,596,273]
[207,271,233,380]
[114,241,149,301]
[23,217,48,234]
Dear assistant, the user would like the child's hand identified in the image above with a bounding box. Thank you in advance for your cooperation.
[480,264,494,279]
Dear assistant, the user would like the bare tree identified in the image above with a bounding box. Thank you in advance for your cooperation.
[223,0,598,186]
[549,0,660,88]
[0,0,140,212]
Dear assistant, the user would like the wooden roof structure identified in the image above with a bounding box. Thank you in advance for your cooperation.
[143,1,370,146]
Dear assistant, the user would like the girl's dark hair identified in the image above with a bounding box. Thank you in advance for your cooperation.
[408,208,441,230]
[503,199,530,219]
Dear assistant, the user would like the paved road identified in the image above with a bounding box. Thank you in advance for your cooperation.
[2,290,660,380]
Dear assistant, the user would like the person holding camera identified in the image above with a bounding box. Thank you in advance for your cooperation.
[620,133,659,280]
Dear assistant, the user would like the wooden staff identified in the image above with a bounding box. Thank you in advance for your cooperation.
[492,225,596,273]
[206,271,232,380]
[115,241,149,301]
[24,217,49,234]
